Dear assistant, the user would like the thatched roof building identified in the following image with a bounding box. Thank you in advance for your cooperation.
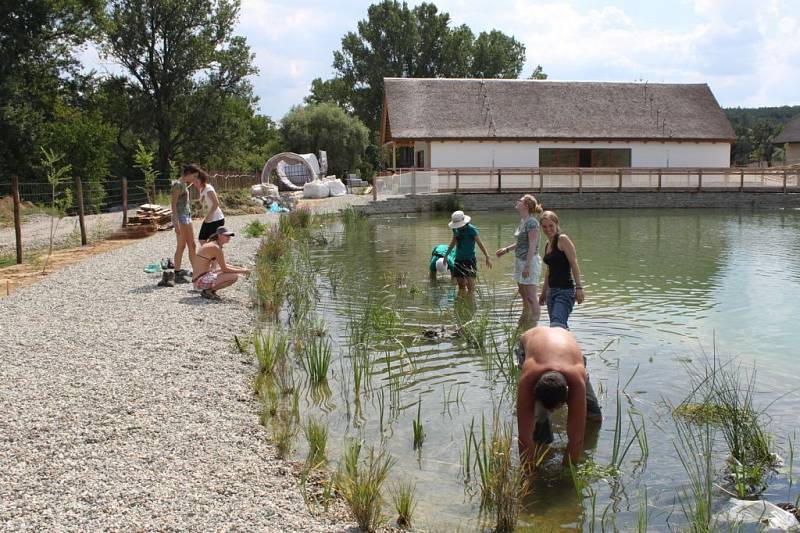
[381,78,734,169]
[776,114,800,165]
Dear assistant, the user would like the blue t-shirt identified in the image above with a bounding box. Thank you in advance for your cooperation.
[430,244,456,272]
[453,223,479,262]
[514,217,540,260]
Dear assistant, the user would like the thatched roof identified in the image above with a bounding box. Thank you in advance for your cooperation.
[775,114,800,143]
[381,78,735,144]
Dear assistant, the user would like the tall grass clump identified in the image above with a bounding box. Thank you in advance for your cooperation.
[302,335,333,385]
[341,205,365,225]
[243,219,269,238]
[272,414,298,460]
[304,416,328,466]
[676,352,776,498]
[254,226,291,319]
[253,329,289,376]
[334,441,395,533]
[287,206,313,229]
[391,481,417,529]
[672,416,715,532]
[462,413,530,532]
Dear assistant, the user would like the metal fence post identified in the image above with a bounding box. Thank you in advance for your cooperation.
[497,169,502,193]
[698,169,703,191]
[455,169,460,193]
[657,170,662,191]
[12,175,22,264]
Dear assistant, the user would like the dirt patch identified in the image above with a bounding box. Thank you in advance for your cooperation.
[0,235,151,298]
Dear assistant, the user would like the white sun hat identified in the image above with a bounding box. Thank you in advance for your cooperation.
[435,257,447,273]
[448,210,471,229]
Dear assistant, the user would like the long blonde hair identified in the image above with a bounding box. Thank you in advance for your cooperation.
[520,194,543,216]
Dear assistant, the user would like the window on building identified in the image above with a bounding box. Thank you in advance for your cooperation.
[539,148,631,167]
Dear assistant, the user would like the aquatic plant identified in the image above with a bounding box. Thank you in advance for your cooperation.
[672,416,715,532]
[303,416,328,466]
[458,311,491,352]
[258,386,279,426]
[432,195,463,213]
[287,206,313,229]
[302,335,333,385]
[243,219,269,238]
[391,481,417,529]
[334,441,395,533]
[253,329,289,376]
[412,398,425,450]
[341,205,365,225]
[272,413,297,460]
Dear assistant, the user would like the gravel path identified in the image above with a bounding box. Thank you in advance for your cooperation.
[0,207,357,531]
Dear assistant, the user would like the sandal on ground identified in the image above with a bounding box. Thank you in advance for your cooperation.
[201,289,221,300]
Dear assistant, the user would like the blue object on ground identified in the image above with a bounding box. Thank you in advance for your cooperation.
[267,203,290,213]
[144,263,161,273]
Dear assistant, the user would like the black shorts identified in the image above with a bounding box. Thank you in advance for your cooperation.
[452,258,477,278]
[199,218,225,241]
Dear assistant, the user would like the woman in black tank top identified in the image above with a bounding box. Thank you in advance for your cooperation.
[539,211,585,329]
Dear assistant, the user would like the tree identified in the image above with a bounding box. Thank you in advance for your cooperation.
[470,30,526,79]
[0,0,101,184]
[312,0,530,131]
[280,104,370,179]
[100,0,258,181]
[529,65,548,80]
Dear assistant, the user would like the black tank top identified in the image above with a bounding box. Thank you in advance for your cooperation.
[543,234,574,288]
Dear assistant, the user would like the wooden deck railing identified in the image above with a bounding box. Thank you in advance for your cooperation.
[376,166,800,195]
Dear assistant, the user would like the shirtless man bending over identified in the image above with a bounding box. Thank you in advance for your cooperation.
[517,326,602,466]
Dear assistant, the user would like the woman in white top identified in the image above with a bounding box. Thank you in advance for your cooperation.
[194,173,225,244]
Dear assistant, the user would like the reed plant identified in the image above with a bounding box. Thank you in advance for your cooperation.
[303,416,328,466]
[412,398,425,450]
[391,481,417,529]
[253,329,289,376]
[334,441,395,533]
[287,206,313,229]
[672,416,715,532]
[462,413,531,532]
[341,205,364,225]
[258,385,279,426]
[272,412,298,460]
[302,335,333,385]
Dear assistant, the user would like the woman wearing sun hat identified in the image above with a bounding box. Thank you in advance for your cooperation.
[445,210,492,294]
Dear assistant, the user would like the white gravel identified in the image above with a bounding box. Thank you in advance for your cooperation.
[0,208,356,531]
[0,211,133,254]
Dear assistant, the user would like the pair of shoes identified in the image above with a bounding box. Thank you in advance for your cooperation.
[157,271,176,287]
[174,269,192,284]
[201,288,221,300]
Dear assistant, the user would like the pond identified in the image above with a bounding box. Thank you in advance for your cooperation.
[275,208,800,531]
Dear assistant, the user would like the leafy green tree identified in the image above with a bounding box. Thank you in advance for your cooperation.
[44,102,117,211]
[529,65,548,80]
[281,104,370,178]
[0,0,101,184]
[314,0,530,131]
[100,0,258,181]
[749,120,780,166]
[132,141,158,204]
[471,30,526,79]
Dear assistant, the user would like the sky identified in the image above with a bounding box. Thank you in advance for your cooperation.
[84,0,800,119]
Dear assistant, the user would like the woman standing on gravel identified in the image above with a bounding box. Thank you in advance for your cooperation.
[539,210,584,329]
[171,164,201,283]
[495,194,543,327]
[194,172,225,245]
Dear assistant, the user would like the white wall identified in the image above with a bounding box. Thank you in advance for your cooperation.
[428,140,731,168]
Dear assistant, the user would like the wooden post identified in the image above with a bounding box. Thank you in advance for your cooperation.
[75,175,87,245]
[783,170,788,193]
[372,178,378,201]
[657,170,662,191]
[455,169,460,193]
[12,175,22,264]
[698,169,703,191]
[578,169,583,193]
[121,177,128,227]
[412,170,417,195]
[392,144,397,171]
[617,170,623,192]
[739,169,744,192]
[539,170,544,193]
[497,169,502,193]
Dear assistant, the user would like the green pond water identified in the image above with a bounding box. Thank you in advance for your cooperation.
[287,208,800,531]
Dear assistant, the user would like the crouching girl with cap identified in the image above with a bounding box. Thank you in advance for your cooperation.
[190,226,250,300]
[445,210,492,294]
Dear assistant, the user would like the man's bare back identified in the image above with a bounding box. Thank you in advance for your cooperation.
[517,327,595,465]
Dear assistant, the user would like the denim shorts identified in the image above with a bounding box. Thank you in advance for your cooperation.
[177,214,192,225]
[546,286,576,329]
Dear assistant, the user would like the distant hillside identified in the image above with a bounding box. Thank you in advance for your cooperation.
[724,105,800,128]
[723,105,800,165]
